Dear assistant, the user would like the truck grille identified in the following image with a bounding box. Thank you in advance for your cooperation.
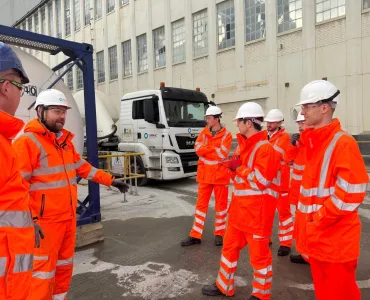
[178,152,199,173]
[175,135,198,150]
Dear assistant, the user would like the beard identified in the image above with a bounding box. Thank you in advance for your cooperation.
[45,119,64,133]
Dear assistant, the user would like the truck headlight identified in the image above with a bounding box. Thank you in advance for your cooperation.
[166,157,179,164]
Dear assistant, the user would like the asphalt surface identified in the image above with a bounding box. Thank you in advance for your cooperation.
[69,178,370,300]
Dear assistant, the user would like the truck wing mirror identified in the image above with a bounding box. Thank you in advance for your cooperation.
[144,97,160,124]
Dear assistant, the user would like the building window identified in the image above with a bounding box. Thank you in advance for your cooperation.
[21,21,26,31]
[67,64,74,90]
[121,0,129,6]
[108,46,118,80]
[75,0,81,31]
[65,0,71,36]
[56,0,62,38]
[217,0,235,50]
[41,7,46,34]
[97,51,105,83]
[48,1,54,36]
[365,0,370,9]
[193,9,208,58]
[172,19,185,64]
[316,0,345,23]
[27,17,32,32]
[95,0,102,19]
[137,34,148,73]
[122,40,132,76]
[277,0,302,33]
[107,0,115,13]
[153,27,166,68]
[245,0,266,42]
[85,0,91,25]
[34,14,39,33]
[76,66,84,89]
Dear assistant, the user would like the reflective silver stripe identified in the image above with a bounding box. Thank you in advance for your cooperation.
[255,265,272,276]
[253,276,272,285]
[279,235,293,241]
[24,133,48,168]
[195,209,206,218]
[32,163,76,176]
[255,169,271,186]
[279,217,293,227]
[272,171,281,186]
[253,235,268,240]
[234,188,279,199]
[32,270,55,279]
[300,186,334,197]
[221,255,237,268]
[216,148,226,159]
[53,293,67,300]
[273,144,285,157]
[282,192,289,197]
[234,175,244,184]
[336,176,367,194]
[216,274,234,292]
[13,254,33,273]
[215,218,227,224]
[278,226,294,235]
[0,211,33,228]
[195,144,201,151]
[21,171,32,181]
[298,202,323,213]
[0,257,6,276]
[302,254,309,260]
[248,141,269,169]
[216,209,228,216]
[331,194,361,212]
[247,172,260,191]
[252,287,271,295]
[56,257,73,267]
[293,163,305,171]
[29,180,68,191]
[34,256,49,261]
[291,173,302,181]
[199,157,219,165]
[69,177,77,185]
[87,167,98,180]
[219,266,234,280]
[195,217,204,225]
[192,225,203,234]
[221,145,228,153]
[75,158,86,169]
[215,225,226,231]
[265,189,279,199]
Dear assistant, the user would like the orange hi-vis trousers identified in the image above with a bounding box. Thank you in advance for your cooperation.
[310,258,360,300]
[216,224,273,300]
[30,218,76,300]
[189,183,228,239]
[277,192,293,247]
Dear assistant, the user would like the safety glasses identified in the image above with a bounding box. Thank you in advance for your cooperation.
[0,79,25,96]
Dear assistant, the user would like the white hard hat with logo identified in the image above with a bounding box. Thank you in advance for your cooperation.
[34,89,71,109]
[297,80,340,106]
[234,102,264,120]
[205,106,222,116]
[265,109,284,122]
[296,111,305,122]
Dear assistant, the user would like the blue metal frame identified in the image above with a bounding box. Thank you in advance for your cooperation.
[0,25,101,226]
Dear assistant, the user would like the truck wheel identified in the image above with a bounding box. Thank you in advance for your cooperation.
[130,156,148,186]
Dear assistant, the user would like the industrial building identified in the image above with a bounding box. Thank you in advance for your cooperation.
[2,0,370,135]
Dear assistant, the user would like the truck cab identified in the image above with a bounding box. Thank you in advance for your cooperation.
[118,84,209,182]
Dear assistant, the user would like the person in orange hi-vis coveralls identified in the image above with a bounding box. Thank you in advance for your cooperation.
[289,111,310,265]
[0,42,35,299]
[12,89,130,300]
[202,102,280,300]
[181,106,232,247]
[265,109,297,256]
[294,80,368,300]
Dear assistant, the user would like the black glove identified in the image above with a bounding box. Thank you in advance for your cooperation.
[34,221,44,248]
[290,133,300,146]
[111,180,130,193]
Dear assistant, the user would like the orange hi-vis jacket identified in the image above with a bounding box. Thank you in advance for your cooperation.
[289,139,307,207]
[228,130,281,237]
[269,129,297,192]
[12,119,114,223]
[295,119,368,263]
[195,126,232,185]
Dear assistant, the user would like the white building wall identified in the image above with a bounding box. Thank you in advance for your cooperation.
[9,0,370,136]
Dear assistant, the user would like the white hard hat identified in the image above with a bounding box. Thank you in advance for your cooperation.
[297,80,340,106]
[265,109,284,122]
[296,111,305,122]
[205,106,222,116]
[34,89,71,109]
[234,102,264,120]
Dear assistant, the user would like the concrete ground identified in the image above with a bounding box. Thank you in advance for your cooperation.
[69,178,370,300]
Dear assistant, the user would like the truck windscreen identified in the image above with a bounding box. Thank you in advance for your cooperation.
[163,99,207,127]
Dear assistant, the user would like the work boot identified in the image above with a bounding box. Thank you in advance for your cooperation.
[248,296,261,300]
[278,246,291,256]
[181,236,201,247]
[290,254,309,265]
[202,283,224,296]
[215,235,223,246]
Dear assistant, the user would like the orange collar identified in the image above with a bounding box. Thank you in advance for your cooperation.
[0,110,24,139]
[237,130,268,152]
